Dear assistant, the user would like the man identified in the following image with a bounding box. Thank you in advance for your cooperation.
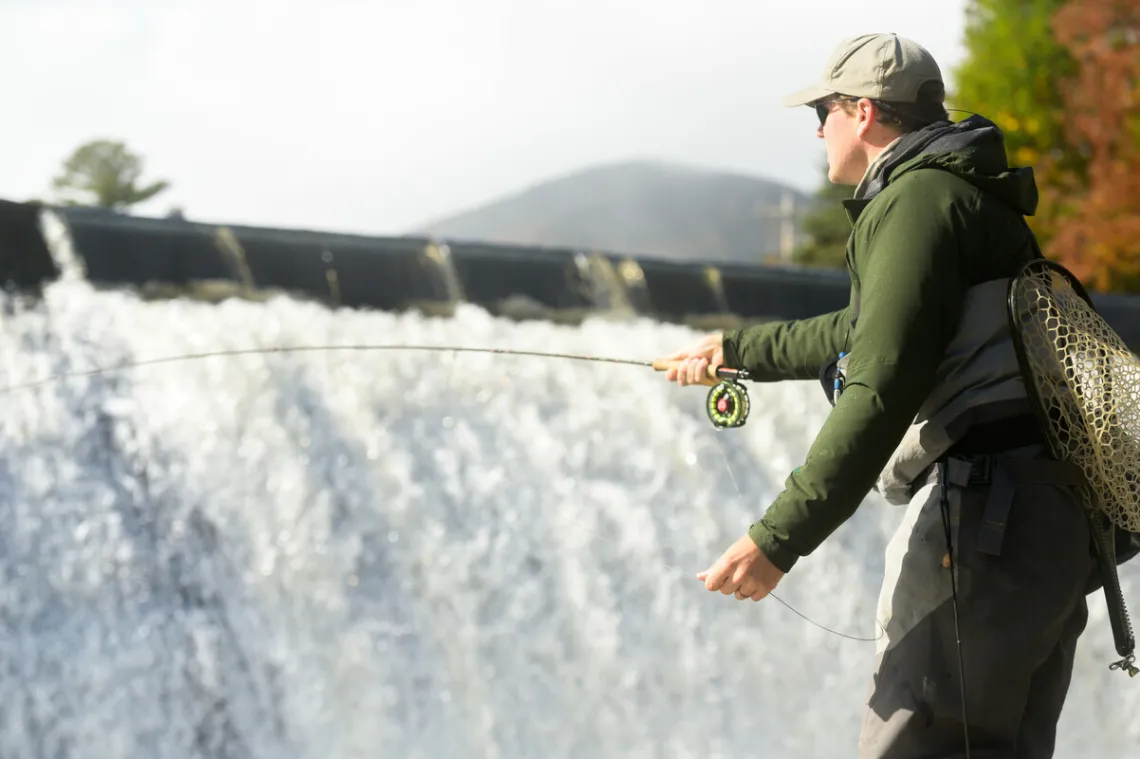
[664,33,1097,758]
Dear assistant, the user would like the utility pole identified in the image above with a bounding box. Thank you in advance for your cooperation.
[755,190,801,262]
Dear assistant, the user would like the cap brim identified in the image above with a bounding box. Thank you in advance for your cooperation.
[781,84,835,108]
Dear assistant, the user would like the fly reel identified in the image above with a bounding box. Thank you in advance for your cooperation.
[649,358,752,430]
[706,379,750,429]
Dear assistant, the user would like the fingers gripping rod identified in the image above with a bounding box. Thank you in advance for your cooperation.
[651,358,753,429]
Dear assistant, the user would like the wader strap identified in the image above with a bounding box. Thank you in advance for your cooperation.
[941,456,1088,557]
[978,464,1016,556]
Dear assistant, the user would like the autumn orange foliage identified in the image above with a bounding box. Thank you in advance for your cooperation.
[1045,0,1140,292]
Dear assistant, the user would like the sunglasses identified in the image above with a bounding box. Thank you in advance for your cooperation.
[814,96,859,126]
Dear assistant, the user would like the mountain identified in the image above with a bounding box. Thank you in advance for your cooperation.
[411,160,815,264]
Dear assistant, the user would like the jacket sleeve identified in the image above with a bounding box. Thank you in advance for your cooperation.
[722,307,853,382]
[748,181,972,572]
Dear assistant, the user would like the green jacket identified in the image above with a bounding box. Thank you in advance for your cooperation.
[723,115,1042,573]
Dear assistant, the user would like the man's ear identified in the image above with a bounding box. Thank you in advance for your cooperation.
[854,98,877,138]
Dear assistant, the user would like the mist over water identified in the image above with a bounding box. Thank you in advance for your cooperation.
[0,278,1135,758]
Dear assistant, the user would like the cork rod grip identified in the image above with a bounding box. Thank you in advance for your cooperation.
[651,358,721,387]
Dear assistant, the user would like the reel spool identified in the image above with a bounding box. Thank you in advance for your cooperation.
[649,357,753,430]
[706,379,750,429]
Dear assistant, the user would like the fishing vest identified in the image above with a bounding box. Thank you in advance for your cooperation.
[822,277,1034,506]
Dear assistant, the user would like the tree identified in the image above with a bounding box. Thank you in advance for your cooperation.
[949,0,1082,250]
[51,139,170,211]
[791,160,853,269]
[1046,0,1140,293]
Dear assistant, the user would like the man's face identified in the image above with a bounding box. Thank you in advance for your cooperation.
[815,97,869,186]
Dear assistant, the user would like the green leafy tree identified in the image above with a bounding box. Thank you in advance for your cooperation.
[1046,0,1140,293]
[51,139,170,211]
[949,0,1082,249]
[792,160,852,269]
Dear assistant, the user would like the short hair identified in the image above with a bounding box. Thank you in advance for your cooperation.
[839,81,950,132]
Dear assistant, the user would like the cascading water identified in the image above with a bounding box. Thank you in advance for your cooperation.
[0,276,1136,759]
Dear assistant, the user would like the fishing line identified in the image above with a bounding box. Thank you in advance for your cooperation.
[703,426,883,642]
[0,344,656,395]
[0,341,884,642]
[551,504,883,643]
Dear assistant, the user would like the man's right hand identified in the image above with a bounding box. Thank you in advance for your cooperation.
[662,332,724,387]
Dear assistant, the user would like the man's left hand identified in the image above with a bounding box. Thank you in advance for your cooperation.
[697,533,786,601]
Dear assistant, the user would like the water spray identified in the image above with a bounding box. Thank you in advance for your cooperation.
[0,341,877,643]
[2,344,756,430]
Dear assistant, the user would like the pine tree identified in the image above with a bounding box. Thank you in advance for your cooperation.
[52,139,170,211]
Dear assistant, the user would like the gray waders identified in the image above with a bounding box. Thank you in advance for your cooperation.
[858,417,1099,759]
[860,256,1140,758]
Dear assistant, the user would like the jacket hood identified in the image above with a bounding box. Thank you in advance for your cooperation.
[854,114,1039,216]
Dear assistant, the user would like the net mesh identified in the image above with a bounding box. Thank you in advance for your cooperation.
[1010,261,1140,533]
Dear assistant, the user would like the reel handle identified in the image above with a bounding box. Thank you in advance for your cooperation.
[651,358,745,387]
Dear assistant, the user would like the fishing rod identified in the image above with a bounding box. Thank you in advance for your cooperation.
[0,341,880,642]
[0,344,756,430]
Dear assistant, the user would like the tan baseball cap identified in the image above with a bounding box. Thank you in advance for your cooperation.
[782,33,944,107]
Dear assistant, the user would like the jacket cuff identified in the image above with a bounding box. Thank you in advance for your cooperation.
[748,521,800,573]
[721,329,744,369]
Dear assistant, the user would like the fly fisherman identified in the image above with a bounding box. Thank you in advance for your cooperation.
[663,33,1099,758]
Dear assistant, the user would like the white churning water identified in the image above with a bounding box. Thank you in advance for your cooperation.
[0,277,1135,758]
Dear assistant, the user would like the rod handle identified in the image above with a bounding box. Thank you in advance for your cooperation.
[652,358,741,387]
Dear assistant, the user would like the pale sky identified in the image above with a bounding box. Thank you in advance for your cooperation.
[3,0,968,236]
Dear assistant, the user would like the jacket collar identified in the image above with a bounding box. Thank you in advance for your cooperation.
[853,136,904,200]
